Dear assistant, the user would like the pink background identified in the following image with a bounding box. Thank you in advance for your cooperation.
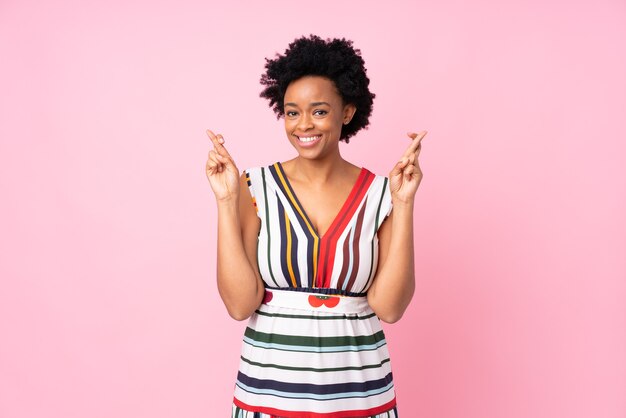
[1,0,625,417]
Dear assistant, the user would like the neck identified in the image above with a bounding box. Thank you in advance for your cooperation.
[291,152,349,185]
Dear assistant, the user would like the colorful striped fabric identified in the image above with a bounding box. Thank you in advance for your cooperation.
[232,162,395,417]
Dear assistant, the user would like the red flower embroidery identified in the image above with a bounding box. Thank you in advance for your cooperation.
[263,291,273,304]
[308,295,340,308]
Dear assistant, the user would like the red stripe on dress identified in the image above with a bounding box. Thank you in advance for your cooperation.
[345,197,367,291]
[335,198,368,290]
[233,397,396,418]
[317,169,375,288]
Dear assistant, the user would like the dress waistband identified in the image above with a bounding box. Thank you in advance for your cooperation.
[262,288,371,314]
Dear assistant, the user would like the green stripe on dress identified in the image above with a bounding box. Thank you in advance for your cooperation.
[244,327,386,348]
[240,355,390,372]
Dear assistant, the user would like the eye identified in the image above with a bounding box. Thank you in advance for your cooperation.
[286,111,298,117]
[314,110,328,116]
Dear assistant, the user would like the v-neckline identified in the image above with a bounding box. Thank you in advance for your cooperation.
[275,161,366,240]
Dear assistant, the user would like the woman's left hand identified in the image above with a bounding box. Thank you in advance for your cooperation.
[389,131,427,204]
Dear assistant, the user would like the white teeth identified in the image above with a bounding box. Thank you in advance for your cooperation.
[298,135,320,142]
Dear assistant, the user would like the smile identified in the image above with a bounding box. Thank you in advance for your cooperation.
[297,135,321,143]
[294,134,323,148]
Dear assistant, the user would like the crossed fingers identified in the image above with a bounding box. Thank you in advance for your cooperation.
[206,129,233,174]
[402,131,426,161]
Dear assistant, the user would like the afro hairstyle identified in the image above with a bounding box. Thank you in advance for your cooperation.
[259,34,375,143]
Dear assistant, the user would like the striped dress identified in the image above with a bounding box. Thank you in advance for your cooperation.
[231,161,397,418]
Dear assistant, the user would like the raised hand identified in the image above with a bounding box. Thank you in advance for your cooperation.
[205,129,239,202]
[389,131,427,204]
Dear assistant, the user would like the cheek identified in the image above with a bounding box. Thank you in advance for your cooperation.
[318,117,339,131]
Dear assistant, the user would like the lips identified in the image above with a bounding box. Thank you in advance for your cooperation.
[295,134,322,147]
[297,135,321,142]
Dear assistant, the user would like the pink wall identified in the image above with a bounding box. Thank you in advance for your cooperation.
[1,0,625,417]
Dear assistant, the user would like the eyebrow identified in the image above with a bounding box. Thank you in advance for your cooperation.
[284,101,331,107]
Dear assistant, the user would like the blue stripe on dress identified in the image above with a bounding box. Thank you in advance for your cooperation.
[236,371,394,400]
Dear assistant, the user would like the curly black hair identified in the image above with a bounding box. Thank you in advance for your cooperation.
[260,34,375,143]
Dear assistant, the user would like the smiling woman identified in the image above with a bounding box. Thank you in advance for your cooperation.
[283,76,356,156]
[205,34,426,418]
[260,35,375,145]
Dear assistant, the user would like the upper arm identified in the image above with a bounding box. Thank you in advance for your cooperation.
[238,171,263,289]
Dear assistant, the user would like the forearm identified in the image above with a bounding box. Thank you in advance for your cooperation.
[216,199,263,320]
[367,201,415,323]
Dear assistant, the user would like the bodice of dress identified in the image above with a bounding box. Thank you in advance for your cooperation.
[245,162,393,294]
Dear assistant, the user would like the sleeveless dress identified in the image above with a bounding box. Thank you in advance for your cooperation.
[231,161,397,418]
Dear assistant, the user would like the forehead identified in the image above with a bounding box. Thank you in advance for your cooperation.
[284,75,341,104]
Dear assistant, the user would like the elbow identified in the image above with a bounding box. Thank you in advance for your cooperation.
[230,312,252,321]
[378,311,404,324]
[226,306,254,321]
[368,287,414,324]
[223,293,263,321]
[218,282,264,321]
[369,300,406,323]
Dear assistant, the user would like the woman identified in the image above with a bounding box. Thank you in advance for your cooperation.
[206,34,426,418]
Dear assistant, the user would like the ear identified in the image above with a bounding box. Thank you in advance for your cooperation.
[342,103,357,124]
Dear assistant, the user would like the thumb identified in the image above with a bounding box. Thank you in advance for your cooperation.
[216,153,238,173]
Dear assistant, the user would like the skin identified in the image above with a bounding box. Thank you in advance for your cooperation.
[206,75,427,322]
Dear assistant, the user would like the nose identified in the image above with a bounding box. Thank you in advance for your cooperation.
[297,112,314,131]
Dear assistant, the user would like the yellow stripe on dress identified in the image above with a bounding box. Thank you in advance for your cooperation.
[284,212,297,287]
[273,163,319,286]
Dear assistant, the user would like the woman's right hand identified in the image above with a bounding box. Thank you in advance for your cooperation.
[205,129,239,202]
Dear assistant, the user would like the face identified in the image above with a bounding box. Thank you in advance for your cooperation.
[283,75,356,159]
